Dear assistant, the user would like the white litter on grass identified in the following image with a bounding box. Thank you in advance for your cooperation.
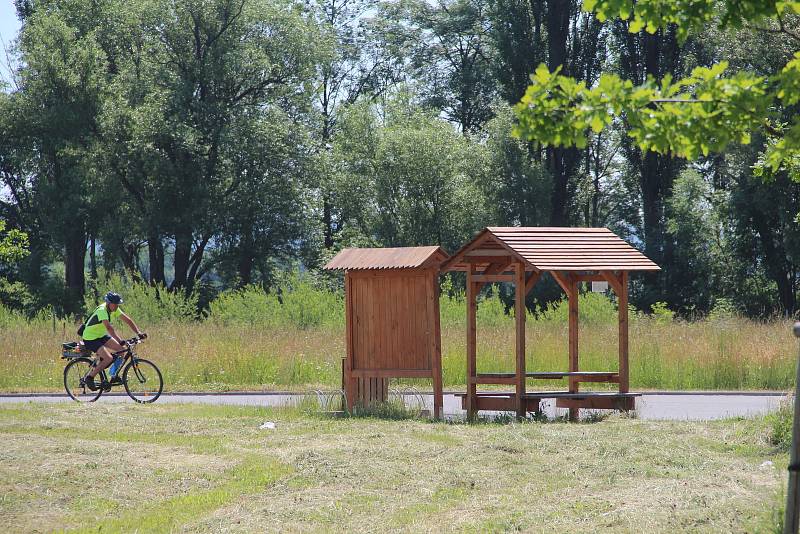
[259,421,276,430]
[760,460,774,469]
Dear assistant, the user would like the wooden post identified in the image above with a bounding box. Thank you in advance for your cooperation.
[466,265,477,420]
[515,262,526,418]
[785,322,800,534]
[618,271,629,394]
[568,274,579,421]
[427,269,444,419]
[344,271,356,412]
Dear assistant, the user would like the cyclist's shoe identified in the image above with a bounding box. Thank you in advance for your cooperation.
[100,380,112,392]
[84,376,98,391]
[109,376,123,386]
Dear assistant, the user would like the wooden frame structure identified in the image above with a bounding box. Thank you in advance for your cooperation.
[443,227,660,420]
[324,246,448,418]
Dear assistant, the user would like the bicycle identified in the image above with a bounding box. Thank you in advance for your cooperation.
[61,336,163,403]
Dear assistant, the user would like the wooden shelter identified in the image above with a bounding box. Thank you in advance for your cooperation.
[443,227,660,420]
[324,246,448,418]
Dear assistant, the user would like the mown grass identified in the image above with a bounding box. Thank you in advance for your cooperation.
[0,282,795,392]
[0,402,788,533]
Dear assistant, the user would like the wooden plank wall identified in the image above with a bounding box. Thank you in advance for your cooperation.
[350,270,432,372]
[344,268,443,417]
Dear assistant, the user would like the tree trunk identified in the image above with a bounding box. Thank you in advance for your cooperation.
[752,214,796,316]
[64,231,86,312]
[618,28,683,302]
[148,235,165,285]
[547,146,578,226]
[546,0,577,226]
[238,250,255,287]
[323,194,334,249]
[89,236,97,280]
[171,231,191,290]
[185,235,210,294]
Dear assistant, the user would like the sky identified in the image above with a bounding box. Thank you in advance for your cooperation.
[0,1,21,86]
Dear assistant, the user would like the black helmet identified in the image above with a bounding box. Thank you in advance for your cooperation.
[104,291,123,304]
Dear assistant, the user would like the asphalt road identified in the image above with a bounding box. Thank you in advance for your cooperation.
[0,391,788,421]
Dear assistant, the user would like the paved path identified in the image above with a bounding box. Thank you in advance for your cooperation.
[0,391,788,421]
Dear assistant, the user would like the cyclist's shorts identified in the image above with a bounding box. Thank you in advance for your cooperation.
[83,335,111,353]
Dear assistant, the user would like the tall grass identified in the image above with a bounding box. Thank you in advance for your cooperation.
[85,271,197,324]
[0,279,795,392]
[208,276,344,328]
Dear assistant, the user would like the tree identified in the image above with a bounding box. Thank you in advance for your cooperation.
[513,0,800,314]
[610,20,687,301]
[383,0,497,134]
[6,6,108,310]
[333,98,490,252]
[212,111,316,287]
[313,0,404,249]
[663,169,723,314]
[488,0,605,225]
[104,0,323,292]
[0,220,29,267]
[488,0,545,104]
[480,103,551,227]
[514,1,800,174]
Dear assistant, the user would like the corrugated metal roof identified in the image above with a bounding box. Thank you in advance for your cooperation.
[324,246,449,271]
[444,227,660,272]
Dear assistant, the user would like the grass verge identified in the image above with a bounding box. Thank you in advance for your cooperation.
[0,402,790,532]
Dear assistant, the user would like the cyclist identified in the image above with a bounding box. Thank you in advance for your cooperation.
[81,292,146,391]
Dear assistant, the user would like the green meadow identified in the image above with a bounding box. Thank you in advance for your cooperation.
[0,279,794,393]
[0,402,789,533]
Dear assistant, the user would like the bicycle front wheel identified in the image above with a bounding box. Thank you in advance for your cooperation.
[123,358,163,403]
[63,357,103,403]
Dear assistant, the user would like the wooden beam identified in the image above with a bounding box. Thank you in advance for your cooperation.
[476,371,619,382]
[344,272,356,412]
[572,273,607,283]
[462,256,514,264]
[350,369,433,378]
[525,271,542,295]
[473,274,515,283]
[550,271,574,297]
[466,265,477,420]
[470,375,517,385]
[515,261,526,418]
[465,249,513,256]
[475,260,514,292]
[619,271,629,394]
[568,274,579,421]
[600,270,623,295]
[427,269,443,419]
[556,396,636,411]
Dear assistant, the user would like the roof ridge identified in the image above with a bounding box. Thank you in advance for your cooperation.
[443,226,660,272]
[323,245,449,270]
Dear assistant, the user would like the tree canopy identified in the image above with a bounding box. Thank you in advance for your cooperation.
[1,0,800,319]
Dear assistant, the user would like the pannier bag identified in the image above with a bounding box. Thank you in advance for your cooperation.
[61,341,87,359]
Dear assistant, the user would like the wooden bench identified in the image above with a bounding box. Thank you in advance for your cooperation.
[471,372,619,385]
[455,391,640,413]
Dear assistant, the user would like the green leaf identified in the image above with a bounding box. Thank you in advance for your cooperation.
[590,115,605,133]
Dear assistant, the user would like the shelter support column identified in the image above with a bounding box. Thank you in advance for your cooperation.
[466,265,477,420]
[515,262,526,418]
[344,272,357,412]
[568,275,579,421]
[618,271,629,394]
[427,269,444,418]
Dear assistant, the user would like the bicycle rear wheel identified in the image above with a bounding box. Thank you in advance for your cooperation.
[63,357,103,403]
[123,358,163,403]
